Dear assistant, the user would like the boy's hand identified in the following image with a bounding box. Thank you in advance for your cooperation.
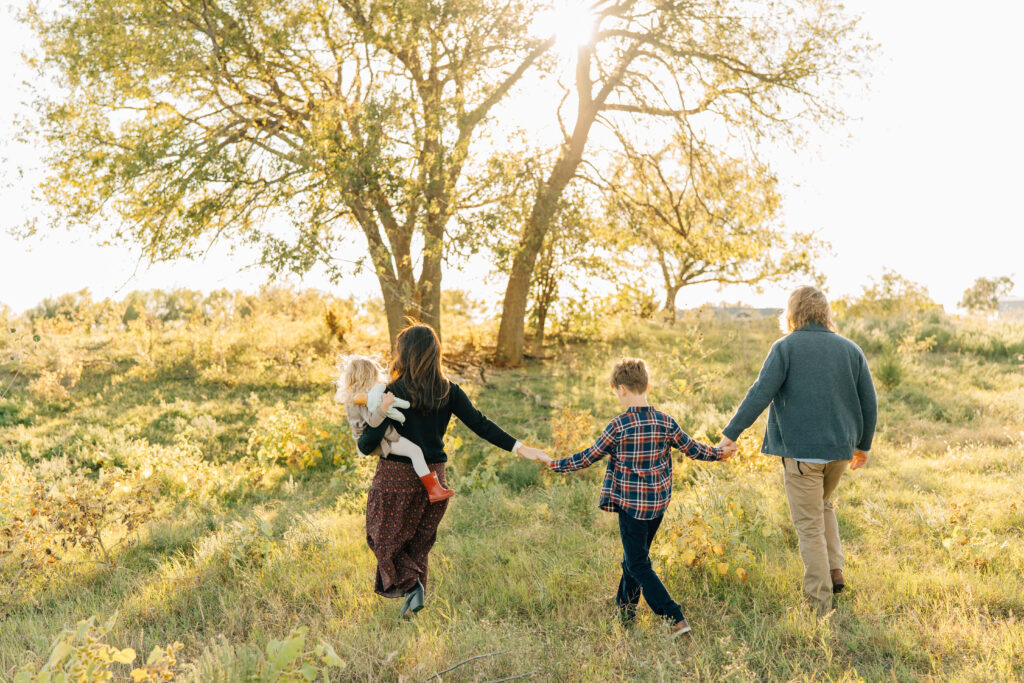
[380,392,396,412]
[717,436,738,460]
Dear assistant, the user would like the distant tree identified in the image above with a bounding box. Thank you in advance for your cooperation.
[602,139,825,320]
[20,0,552,345]
[27,290,98,330]
[836,270,941,318]
[959,276,1014,314]
[493,0,871,364]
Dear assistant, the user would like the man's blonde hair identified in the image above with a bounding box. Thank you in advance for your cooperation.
[783,286,837,333]
[610,358,649,393]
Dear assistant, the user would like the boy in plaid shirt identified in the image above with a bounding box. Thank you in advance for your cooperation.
[539,358,734,635]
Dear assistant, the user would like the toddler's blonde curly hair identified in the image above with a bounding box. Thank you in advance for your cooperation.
[335,355,386,404]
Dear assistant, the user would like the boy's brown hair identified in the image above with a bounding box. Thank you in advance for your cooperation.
[610,358,649,393]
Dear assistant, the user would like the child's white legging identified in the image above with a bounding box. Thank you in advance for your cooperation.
[388,436,431,477]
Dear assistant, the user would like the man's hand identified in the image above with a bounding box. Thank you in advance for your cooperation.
[717,436,738,460]
[850,449,869,470]
[380,391,396,412]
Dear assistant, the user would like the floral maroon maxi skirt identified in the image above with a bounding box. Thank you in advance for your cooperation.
[365,459,449,598]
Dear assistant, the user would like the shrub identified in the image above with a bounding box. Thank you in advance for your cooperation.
[190,629,346,682]
[0,461,159,596]
[874,350,904,389]
[247,403,356,472]
[549,407,596,459]
[12,615,182,683]
[0,398,30,427]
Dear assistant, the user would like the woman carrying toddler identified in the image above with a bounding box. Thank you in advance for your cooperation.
[337,355,454,503]
[356,324,547,617]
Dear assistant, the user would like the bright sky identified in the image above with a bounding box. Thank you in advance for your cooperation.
[1,1,1022,315]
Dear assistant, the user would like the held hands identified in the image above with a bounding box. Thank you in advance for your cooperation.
[717,436,738,460]
[850,449,869,470]
[517,444,553,466]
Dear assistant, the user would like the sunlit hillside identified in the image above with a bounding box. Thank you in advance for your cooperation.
[2,289,1022,680]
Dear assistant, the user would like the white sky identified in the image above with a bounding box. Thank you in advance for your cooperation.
[2,1,1022,315]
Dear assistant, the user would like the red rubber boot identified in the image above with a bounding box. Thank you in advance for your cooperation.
[419,472,455,503]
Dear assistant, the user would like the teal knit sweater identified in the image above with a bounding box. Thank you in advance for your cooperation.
[722,323,878,461]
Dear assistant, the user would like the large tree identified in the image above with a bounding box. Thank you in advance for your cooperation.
[21,0,552,345]
[602,138,824,318]
[493,0,868,364]
[454,149,614,350]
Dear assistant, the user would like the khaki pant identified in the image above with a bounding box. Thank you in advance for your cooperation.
[782,457,847,615]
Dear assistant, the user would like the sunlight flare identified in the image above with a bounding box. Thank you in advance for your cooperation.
[533,0,597,54]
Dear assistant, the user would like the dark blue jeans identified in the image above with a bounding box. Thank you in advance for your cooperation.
[616,510,684,624]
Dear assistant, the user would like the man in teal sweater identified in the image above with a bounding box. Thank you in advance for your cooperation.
[720,286,877,615]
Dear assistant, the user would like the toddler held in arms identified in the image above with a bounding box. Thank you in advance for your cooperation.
[336,356,455,503]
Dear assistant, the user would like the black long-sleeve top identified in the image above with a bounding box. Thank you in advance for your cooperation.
[357,380,516,464]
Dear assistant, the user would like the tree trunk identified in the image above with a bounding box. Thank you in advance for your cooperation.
[417,227,444,337]
[664,284,681,321]
[417,72,445,339]
[381,278,412,350]
[533,302,549,349]
[495,151,590,365]
[494,42,622,365]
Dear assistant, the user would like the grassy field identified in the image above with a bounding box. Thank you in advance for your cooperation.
[2,296,1023,681]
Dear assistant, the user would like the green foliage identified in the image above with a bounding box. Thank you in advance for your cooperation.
[20,0,552,341]
[187,630,345,683]
[246,403,355,473]
[604,140,827,317]
[12,615,178,683]
[960,275,1014,314]
[1,459,159,599]
[257,628,346,682]
[874,349,904,389]
[835,269,941,318]
[3,288,1024,680]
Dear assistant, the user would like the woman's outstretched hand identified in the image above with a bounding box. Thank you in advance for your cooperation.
[517,444,552,465]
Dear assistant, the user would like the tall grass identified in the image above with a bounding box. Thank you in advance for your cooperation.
[1,295,1022,680]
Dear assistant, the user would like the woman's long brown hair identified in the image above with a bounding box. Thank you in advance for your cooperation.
[391,324,450,412]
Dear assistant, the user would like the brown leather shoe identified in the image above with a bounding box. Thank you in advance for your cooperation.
[672,618,692,637]
[831,568,845,594]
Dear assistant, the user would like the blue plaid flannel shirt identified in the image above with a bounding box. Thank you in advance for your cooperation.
[549,406,722,520]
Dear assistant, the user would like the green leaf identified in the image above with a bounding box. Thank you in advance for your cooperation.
[272,634,305,669]
[44,640,73,668]
[318,643,345,668]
